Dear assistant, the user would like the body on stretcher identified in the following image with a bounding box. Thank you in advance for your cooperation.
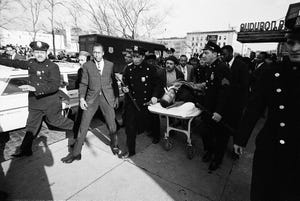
[148,102,201,159]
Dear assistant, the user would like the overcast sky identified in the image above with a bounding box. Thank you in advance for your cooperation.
[5,0,300,51]
[158,0,299,50]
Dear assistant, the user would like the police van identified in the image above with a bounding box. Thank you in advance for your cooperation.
[0,62,81,133]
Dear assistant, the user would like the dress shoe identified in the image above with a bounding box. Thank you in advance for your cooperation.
[208,160,220,171]
[119,151,135,159]
[202,151,212,163]
[63,154,81,163]
[111,146,123,156]
[61,153,73,162]
[152,138,160,144]
[12,150,33,157]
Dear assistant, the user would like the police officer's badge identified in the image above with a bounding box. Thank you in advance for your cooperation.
[37,71,41,76]
[141,77,146,82]
[210,72,214,80]
[108,47,114,53]
[134,46,138,51]
[37,41,42,48]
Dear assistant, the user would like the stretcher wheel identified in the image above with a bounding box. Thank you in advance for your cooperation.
[163,139,173,151]
[186,145,194,159]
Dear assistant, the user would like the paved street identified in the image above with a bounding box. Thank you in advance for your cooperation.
[0,114,264,201]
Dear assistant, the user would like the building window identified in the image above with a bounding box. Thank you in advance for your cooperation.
[196,43,198,46]
[223,42,226,46]
[218,42,221,46]
[224,36,226,40]
[219,36,221,40]
[200,37,203,41]
[200,43,202,47]
[192,42,194,46]
[192,37,194,41]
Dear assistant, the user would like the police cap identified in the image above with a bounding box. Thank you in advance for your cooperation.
[166,48,175,53]
[285,3,300,30]
[132,45,147,55]
[145,54,157,60]
[285,2,300,40]
[203,41,221,53]
[30,41,49,51]
[165,55,178,65]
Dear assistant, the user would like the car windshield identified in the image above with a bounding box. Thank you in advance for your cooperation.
[2,77,29,95]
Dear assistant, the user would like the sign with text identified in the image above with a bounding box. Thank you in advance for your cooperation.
[238,20,286,43]
[240,20,285,32]
[207,35,218,43]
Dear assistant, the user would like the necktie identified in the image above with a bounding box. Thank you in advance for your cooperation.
[97,62,102,75]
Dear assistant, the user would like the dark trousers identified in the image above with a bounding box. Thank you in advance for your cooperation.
[73,94,116,155]
[73,106,83,139]
[124,104,160,154]
[250,146,300,201]
[22,103,74,151]
[200,113,230,163]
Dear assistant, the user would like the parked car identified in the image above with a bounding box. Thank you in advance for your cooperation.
[0,62,80,133]
[0,61,124,134]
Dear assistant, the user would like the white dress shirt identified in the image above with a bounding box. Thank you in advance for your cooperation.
[180,66,188,81]
[95,59,104,75]
[228,57,234,69]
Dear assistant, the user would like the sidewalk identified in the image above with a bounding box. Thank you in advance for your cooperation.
[0,118,262,201]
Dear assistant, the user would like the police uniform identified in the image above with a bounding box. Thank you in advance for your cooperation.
[0,41,74,157]
[200,42,231,170]
[193,64,207,84]
[235,4,300,200]
[122,46,162,156]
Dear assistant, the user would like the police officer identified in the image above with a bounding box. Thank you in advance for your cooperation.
[234,3,300,201]
[121,46,162,158]
[0,41,74,157]
[200,41,231,171]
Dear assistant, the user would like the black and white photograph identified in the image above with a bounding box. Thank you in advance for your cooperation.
[0,0,299,200]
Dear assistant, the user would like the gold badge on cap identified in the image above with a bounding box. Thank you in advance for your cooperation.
[134,46,138,51]
[37,41,42,48]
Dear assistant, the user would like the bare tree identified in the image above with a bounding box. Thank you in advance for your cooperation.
[45,0,64,58]
[81,0,114,35]
[17,0,45,41]
[0,0,15,29]
[65,1,81,30]
[109,0,152,39]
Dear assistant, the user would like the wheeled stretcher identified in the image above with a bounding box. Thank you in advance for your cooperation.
[148,102,201,159]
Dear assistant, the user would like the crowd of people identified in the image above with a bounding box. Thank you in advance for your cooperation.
[0,11,299,200]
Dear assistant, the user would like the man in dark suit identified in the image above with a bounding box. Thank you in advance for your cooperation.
[63,44,120,163]
[221,45,250,160]
[234,4,300,200]
[250,52,270,93]
[200,41,231,171]
[178,55,194,82]
[0,41,74,157]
